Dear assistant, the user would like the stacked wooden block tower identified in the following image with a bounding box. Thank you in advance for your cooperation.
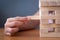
[40,0,60,37]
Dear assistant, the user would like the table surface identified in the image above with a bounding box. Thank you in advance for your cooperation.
[0,28,40,40]
[1,28,60,40]
[40,37,60,40]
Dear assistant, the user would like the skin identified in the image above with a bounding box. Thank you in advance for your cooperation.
[4,11,40,36]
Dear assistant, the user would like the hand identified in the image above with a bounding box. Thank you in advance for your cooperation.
[4,16,39,36]
[4,16,28,36]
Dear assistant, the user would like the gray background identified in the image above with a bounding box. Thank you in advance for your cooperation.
[0,0,39,28]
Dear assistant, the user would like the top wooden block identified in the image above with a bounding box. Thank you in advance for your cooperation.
[40,0,60,6]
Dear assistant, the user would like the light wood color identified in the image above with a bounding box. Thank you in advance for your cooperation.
[41,7,60,27]
[40,24,60,28]
[40,0,60,37]
[40,37,60,40]
[41,16,56,19]
[56,19,60,24]
[40,24,57,28]
[0,28,40,40]
[41,0,60,6]
[41,7,60,17]
[28,16,40,20]
[40,19,49,24]
[41,19,55,24]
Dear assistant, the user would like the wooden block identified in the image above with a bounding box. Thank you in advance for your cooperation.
[55,19,60,24]
[41,10,55,16]
[56,1,60,6]
[40,27,55,33]
[40,19,55,24]
[55,27,60,32]
[41,16,56,19]
[41,7,56,16]
[56,25,60,27]
[55,10,60,19]
[40,19,49,24]
[41,7,56,19]
[41,1,49,6]
[40,28,48,33]
[27,16,40,20]
[40,32,60,37]
[41,0,60,6]
[40,24,57,28]
[41,0,57,2]
[48,27,55,32]
[40,24,50,28]
[55,10,60,16]
[41,8,48,16]
[41,6,60,10]
[56,16,60,19]
[48,1,57,6]
[41,1,57,6]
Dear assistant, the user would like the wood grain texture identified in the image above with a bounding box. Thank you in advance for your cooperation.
[40,37,60,40]
[41,0,60,6]
[0,28,40,40]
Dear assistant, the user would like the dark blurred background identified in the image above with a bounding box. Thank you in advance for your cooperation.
[0,0,39,28]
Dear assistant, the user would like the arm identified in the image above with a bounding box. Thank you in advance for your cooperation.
[4,11,40,35]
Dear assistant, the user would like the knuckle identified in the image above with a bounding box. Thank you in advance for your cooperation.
[13,21,18,25]
[7,18,11,21]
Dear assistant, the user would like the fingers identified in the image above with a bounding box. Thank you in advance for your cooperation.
[5,28,19,36]
[5,17,28,28]
[4,22,20,36]
[5,22,15,28]
[15,16,28,23]
[7,17,28,22]
[5,28,19,33]
[15,16,27,20]
[7,18,16,22]
[4,16,29,36]
[5,21,23,28]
